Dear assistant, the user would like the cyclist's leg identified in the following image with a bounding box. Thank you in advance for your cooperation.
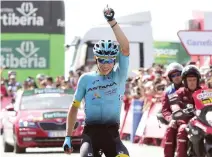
[115,138,129,156]
[80,134,101,157]
[103,124,130,157]
[103,136,129,157]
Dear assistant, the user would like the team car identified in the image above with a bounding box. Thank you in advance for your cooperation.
[2,88,85,153]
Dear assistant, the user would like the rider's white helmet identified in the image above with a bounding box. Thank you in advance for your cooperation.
[166,62,183,80]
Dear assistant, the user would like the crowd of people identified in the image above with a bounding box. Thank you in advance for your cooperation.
[1,62,212,101]
[0,67,86,98]
[1,60,212,157]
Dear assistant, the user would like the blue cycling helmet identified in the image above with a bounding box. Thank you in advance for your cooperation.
[93,40,119,58]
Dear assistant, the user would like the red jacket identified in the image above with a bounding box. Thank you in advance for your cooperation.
[165,87,202,123]
[161,84,183,122]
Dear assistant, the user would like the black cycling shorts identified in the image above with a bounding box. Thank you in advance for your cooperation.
[80,124,129,157]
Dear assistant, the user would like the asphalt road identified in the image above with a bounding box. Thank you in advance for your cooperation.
[0,137,163,157]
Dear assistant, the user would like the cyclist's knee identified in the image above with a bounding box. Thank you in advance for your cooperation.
[80,142,93,157]
[116,154,129,157]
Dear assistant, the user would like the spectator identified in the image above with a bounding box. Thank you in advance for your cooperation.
[45,76,55,88]
[36,74,46,87]
[40,80,46,88]
[208,78,212,88]
[8,70,16,80]
[22,80,29,90]
[68,70,74,79]
[60,80,69,89]
[7,74,21,96]
[55,76,61,88]
[26,77,38,89]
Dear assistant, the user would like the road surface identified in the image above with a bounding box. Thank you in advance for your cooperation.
[0,137,163,157]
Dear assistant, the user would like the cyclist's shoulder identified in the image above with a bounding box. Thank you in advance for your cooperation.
[79,71,97,80]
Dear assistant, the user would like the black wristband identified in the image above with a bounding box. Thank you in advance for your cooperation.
[111,22,117,28]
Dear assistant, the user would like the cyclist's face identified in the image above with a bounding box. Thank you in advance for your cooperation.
[96,57,115,75]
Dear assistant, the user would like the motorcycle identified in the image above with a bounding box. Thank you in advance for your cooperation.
[172,88,212,157]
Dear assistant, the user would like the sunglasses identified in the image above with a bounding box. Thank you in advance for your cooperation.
[157,86,165,91]
[171,72,181,78]
[97,57,116,64]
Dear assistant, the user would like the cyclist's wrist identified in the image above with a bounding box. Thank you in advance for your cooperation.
[108,19,116,25]
[65,136,72,140]
[65,133,72,137]
[66,128,74,137]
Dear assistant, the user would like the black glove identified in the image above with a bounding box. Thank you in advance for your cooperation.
[103,5,115,21]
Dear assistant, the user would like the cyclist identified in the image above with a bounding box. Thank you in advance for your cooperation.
[164,65,202,157]
[63,6,130,157]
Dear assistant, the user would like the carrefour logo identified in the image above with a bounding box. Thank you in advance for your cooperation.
[1,2,44,26]
[1,40,49,69]
[197,92,212,100]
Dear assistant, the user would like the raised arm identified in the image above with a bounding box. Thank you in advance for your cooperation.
[103,6,129,56]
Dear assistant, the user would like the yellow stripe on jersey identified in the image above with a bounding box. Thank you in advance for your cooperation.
[72,100,80,108]
[115,154,129,157]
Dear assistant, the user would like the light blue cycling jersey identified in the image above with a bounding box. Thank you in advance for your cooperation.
[74,52,129,124]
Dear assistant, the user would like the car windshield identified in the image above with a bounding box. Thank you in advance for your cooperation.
[20,94,73,110]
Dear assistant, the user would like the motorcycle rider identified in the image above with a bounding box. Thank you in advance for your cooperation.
[163,65,202,157]
[161,62,184,123]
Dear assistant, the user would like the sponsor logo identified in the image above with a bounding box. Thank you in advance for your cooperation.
[92,93,101,100]
[1,2,44,26]
[57,18,65,27]
[34,88,65,94]
[178,31,212,55]
[19,131,36,135]
[43,112,67,119]
[119,95,123,101]
[87,82,117,92]
[197,91,212,100]
[154,48,178,56]
[92,79,100,85]
[105,88,117,95]
[1,40,49,69]
[168,93,177,100]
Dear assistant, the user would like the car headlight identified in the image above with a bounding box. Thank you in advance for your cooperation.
[205,111,212,126]
[19,120,37,128]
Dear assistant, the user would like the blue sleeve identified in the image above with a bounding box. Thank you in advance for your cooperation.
[73,74,86,102]
[117,52,129,82]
